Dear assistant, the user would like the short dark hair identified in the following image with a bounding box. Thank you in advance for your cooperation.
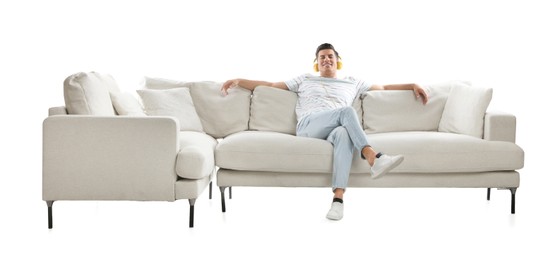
[315,43,339,59]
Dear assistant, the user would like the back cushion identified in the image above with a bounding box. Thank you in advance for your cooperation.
[142,76,193,89]
[249,87,298,135]
[63,71,120,115]
[189,81,251,138]
[136,88,204,132]
[143,77,251,138]
[362,83,451,133]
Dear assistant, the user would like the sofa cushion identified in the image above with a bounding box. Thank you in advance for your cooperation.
[351,131,524,173]
[63,71,119,115]
[438,82,492,138]
[216,131,333,172]
[142,77,251,138]
[109,92,146,116]
[142,76,194,89]
[176,131,217,179]
[362,83,451,134]
[189,81,251,138]
[136,88,203,132]
[249,87,298,135]
[216,131,524,174]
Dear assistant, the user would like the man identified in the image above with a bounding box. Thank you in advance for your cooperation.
[221,43,428,220]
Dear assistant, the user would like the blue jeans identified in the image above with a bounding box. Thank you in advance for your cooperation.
[296,107,369,190]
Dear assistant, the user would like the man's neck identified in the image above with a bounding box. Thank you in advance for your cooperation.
[320,72,337,78]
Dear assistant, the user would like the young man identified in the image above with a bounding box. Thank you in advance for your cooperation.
[221,43,428,220]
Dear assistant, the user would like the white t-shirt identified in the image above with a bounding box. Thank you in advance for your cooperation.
[285,74,371,121]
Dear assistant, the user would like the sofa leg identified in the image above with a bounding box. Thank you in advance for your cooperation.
[509,188,517,214]
[487,188,491,200]
[229,186,232,199]
[209,181,212,200]
[46,201,54,229]
[219,187,227,212]
[188,199,196,228]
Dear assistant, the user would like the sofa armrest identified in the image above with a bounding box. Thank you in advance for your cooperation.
[484,111,516,142]
[48,106,68,116]
[43,115,179,201]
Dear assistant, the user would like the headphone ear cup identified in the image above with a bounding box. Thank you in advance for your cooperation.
[313,63,319,72]
[337,60,343,70]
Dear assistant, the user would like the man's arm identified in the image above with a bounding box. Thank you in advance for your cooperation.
[221,78,288,95]
[370,83,428,105]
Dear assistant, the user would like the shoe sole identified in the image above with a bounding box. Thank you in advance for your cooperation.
[371,156,404,179]
[326,214,343,221]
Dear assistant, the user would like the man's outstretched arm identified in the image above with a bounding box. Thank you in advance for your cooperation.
[370,83,428,104]
[221,79,288,95]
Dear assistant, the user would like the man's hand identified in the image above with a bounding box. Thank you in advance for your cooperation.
[221,79,239,96]
[413,84,428,105]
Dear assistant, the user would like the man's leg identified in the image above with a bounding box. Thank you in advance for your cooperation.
[297,107,369,154]
[327,126,354,192]
[325,126,354,221]
[298,107,404,179]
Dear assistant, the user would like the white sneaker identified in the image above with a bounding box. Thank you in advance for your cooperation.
[326,202,344,220]
[370,154,404,179]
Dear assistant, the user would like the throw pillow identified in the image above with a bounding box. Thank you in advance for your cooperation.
[63,71,120,115]
[136,88,203,132]
[110,92,146,116]
[438,82,493,138]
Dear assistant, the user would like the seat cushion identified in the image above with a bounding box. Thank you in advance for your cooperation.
[176,131,217,179]
[216,131,333,173]
[216,131,524,174]
[352,131,525,173]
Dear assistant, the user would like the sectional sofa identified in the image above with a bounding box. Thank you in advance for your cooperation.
[43,71,525,228]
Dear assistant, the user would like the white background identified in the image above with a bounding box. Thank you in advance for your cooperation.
[1,0,553,259]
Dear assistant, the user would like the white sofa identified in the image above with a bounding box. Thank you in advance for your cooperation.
[43,72,525,229]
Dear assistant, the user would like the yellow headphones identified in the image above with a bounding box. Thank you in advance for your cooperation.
[313,57,343,72]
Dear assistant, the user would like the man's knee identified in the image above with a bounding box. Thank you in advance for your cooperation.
[339,106,357,118]
[328,126,349,142]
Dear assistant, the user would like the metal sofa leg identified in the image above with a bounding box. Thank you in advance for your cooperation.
[229,186,232,199]
[188,199,196,228]
[219,187,227,212]
[510,188,517,214]
[209,181,212,200]
[487,188,491,200]
[46,201,54,229]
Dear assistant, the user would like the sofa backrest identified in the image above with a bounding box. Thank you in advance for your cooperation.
[60,73,492,139]
[64,71,120,115]
[141,77,251,138]
[362,83,452,134]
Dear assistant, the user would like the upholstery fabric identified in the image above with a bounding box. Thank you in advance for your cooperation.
[63,71,119,115]
[249,87,298,135]
[216,131,333,173]
[137,88,203,132]
[176,131,217,179]
[362,86,450,133]
[216,131,524,174]
[142,76,193,90]
[189,81,251,138]
[110,92,146,116]
[439,82,493,138]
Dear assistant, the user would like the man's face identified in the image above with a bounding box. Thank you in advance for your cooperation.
[317,49,338,74]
